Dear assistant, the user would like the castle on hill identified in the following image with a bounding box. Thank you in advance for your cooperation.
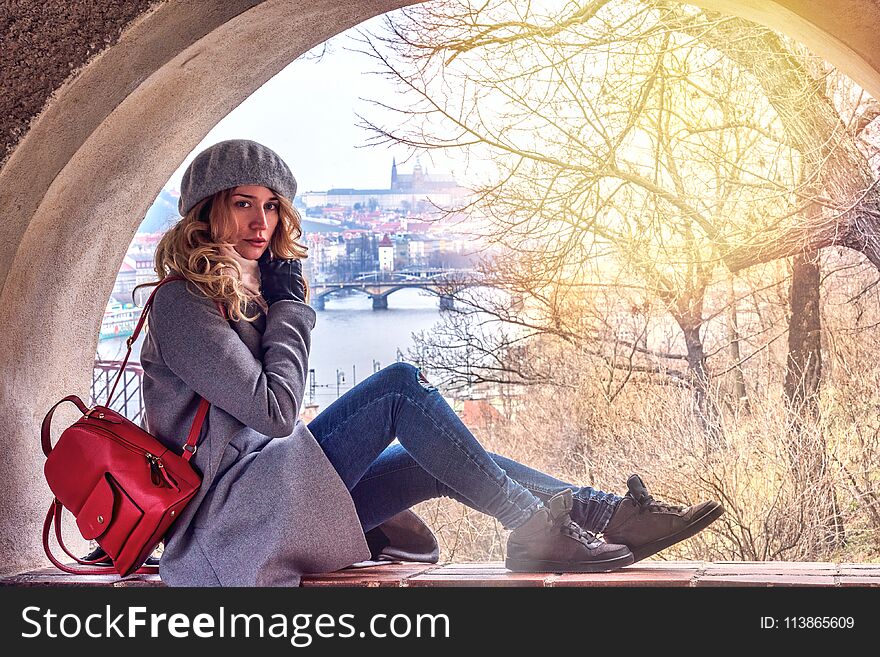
[300,159,469,214]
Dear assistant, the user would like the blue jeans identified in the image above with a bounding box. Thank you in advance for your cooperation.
[307,363,621,534]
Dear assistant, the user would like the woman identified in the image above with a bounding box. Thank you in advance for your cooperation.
[134,139,723,586]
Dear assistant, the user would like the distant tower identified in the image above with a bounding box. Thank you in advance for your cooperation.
[391,158,398,190]
[412,158,424,189]
[378,233,394,272]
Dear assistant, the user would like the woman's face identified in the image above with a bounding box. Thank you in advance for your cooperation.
[227,185,280,259]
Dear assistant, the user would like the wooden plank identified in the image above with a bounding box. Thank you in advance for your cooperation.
[2,569,163,587]
[552,566,700,587]
[837,563,880,574]
[408,563,551,587]
[302,562,439,587]
[631,560,707,570]
[702,561,838,574]
[4,562,880,587]
[694,574,838,587]
[837,576,880,587]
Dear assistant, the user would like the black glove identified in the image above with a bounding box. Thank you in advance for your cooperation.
[258,250,306,305]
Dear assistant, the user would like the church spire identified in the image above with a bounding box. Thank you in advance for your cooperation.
[391,157,398,190]
[412,157,424,188]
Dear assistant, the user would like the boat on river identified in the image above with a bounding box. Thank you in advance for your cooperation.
[100,301,139,341]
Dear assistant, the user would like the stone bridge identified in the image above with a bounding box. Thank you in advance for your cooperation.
[311,270,480,309]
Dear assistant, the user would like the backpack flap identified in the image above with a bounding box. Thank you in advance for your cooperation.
[76,475,114,540]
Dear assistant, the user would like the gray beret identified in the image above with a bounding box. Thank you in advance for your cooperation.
[178,139,297,215]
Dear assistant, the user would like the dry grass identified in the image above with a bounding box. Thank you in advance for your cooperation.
[413,349,880,564]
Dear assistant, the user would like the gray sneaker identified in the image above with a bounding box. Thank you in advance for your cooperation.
[506,490,634,573]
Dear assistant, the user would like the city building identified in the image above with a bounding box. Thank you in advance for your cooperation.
[378,234,394,272]
[111,257,138,303]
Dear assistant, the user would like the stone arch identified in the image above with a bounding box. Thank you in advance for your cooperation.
[0,0,413,575]
[2,0,880,574]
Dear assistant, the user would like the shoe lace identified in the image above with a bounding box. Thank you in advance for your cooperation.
[562,518,602,547]
[635,493,684,514]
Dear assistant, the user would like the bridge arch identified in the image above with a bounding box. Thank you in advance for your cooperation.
[311,276,483,310]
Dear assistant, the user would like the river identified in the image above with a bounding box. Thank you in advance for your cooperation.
[97,288,446,413]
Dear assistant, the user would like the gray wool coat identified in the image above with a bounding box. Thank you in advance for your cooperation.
[140,279,439,586]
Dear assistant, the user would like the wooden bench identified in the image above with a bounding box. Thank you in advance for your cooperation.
[2,561,879,587]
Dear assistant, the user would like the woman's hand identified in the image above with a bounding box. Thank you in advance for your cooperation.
[258,250,306,305]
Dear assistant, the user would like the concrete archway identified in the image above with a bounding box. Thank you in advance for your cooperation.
[2,0,880,574]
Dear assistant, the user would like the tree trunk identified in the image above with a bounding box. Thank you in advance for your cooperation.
[678,321,724,452]
[784,250,822,425]
[727,276,750,413]
[782,247,846,549]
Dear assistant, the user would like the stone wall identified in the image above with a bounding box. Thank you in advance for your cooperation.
[0,0,159,165]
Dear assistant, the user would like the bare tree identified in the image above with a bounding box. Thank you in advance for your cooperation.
[355,0,880,548]
[356,0,819,447]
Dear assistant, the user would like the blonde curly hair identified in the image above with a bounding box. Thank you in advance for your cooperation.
[134,187,309,322]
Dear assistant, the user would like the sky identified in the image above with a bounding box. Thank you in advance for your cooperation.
[164,14,465,196]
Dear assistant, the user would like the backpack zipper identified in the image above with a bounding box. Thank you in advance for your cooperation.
[77,422,176,489]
